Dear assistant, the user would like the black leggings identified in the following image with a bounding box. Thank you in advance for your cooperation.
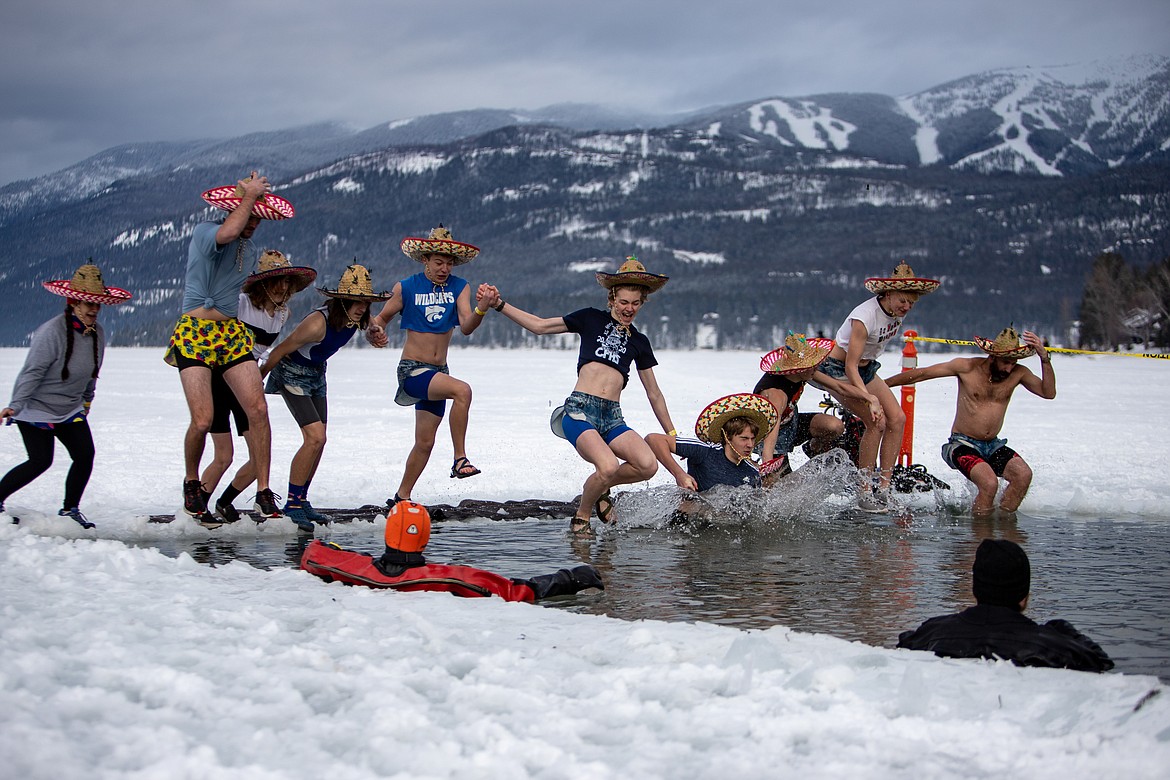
[0,419,95,509]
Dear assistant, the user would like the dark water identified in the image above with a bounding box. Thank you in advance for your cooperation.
[141,491,1170,682]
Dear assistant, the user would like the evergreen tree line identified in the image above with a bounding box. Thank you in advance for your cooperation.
[1077,253,1170,349]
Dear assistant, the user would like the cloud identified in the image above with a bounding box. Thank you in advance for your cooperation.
[2,0,1168,185]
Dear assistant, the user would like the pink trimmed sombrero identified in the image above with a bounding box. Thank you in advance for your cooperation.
[761,333,835,375]
[242,250,318,295]
[401,225,480,265]
[694,393,778,447]
[864,261,940,294]
[596,255,668,294]
[43,263,132,306]
[974,326,1036,359]
[201,177,295,221]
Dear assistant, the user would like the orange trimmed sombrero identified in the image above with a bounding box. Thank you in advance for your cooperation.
[401,225,480,265]
[43,263,132,306]
[974,326,1036,359]
[201,176,295,220]
[319,263,393,302]
[864,261,940,294]
[761,333,835,375]
[694,393,778,447]
[596,255,668,293]
[242,250,317,295]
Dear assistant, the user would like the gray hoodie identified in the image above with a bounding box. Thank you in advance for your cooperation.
[7,315,104,423]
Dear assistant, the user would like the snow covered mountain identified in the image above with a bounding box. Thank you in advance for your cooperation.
[689,55,1170,175]
[0,56,1166,347]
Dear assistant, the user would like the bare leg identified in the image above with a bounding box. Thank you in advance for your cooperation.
[222,361,271,491]
[573,429,658,529]
[179,366,214,481]
[424,373,474,464]
[200,432,235,496]
[396,410,442,500]
[999,456,1033,512]
[290,422,327,486]
[966,461,1001,516]
[807,413,844,455]
[868,378,905,492]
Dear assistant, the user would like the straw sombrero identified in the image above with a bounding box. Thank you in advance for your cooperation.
[42,263,132,306]
[760,333,835,375]
[319,263,393,302]
[201,176,295,220]
[596,256,668,293]
[864,261,940,294]
[694,393,778,447]
[242,250,318,295]
[400,225,480,265]
[974,326,1036,359]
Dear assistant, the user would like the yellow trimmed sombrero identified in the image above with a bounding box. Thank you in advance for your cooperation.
[694,393,778,447]
[319,263,393,302]
[400,225,480,265]
[596,256,668,293]
[43,263,132,306]
[760,333,835,375]
[974,326,1036,359]
[864,261,940,294]
[242,250,318,295]
[201,176,294,220]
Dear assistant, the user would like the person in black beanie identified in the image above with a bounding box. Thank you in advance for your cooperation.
[896,539,1114,672]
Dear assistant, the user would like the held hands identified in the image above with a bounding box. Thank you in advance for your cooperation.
[866,395,884,423]
[365,322,388,349]
[476,283,501,310]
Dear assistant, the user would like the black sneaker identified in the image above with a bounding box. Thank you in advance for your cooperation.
[183,479,208,517]
[253,489,283,520]
[214,498,241,524]
[59,507,96,529]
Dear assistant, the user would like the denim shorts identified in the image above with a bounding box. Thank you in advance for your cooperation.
[819,356,881,386]
[265,358,327,398]
[395,359,449,417]
[551,391,631,446]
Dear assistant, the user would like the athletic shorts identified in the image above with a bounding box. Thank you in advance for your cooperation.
[209,371,249,436]
[395,359,448,418]
[165,315,255,370]
[552,391,632,448]
[941,434,1019,478]
[819,356,881,386]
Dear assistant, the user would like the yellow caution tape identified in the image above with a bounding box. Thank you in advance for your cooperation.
[903,334,1170,361]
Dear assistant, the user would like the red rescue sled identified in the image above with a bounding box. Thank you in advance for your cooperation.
[300,539,538,603]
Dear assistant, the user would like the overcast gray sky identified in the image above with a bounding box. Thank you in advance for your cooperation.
[3,0,1168,186]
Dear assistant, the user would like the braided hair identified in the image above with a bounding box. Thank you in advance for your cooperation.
[60,302,100,381]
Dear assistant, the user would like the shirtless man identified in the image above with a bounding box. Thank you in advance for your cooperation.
[366,226,488,505]
[886,327,1055,515]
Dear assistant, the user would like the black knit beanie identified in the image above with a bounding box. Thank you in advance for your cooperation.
[972,538,1031,608]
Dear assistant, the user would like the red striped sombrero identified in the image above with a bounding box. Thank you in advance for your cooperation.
[201,178,295,220]
[760,333,835,375]
[43,263,132,306]
[401,225,479,265]
[694,393,778,446]
[974,326,1036,359]
[864,261,940,294]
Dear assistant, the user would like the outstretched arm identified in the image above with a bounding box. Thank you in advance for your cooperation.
[456,285,486,336]
[646,433,699,491]
[489,288,569,335]
[260,311,326,378]
[885,359,964,388]
[1017,331,1057,399]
